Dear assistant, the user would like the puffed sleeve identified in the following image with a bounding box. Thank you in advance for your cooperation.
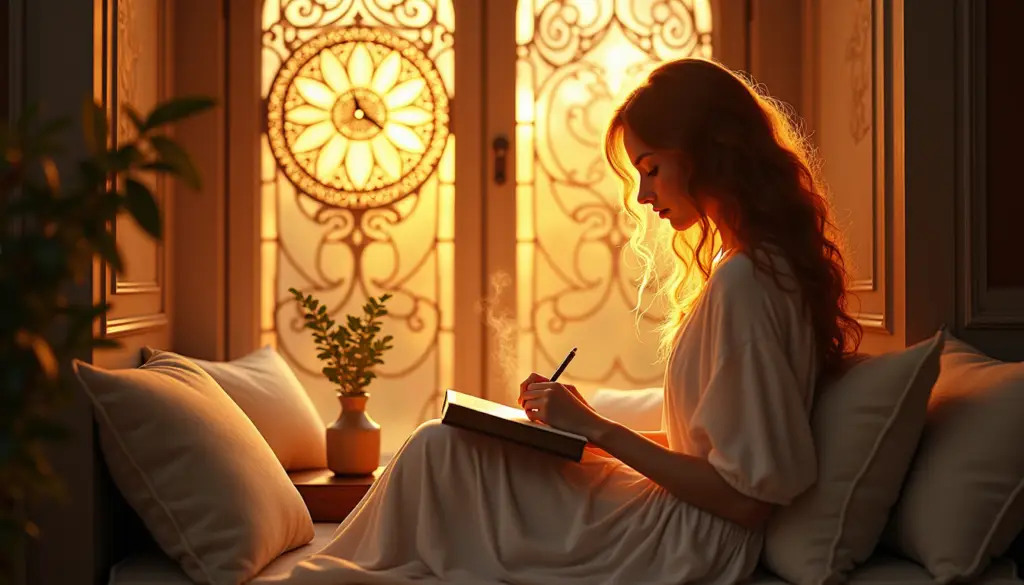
[688,338,818,505]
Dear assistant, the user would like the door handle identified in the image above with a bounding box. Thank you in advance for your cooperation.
[492,136,509,185]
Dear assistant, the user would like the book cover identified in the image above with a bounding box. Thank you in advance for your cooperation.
[440,389,587,462]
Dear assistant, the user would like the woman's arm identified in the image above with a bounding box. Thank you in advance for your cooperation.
[589,420,774,531]
[639,430,668,446]
[586,430,666,458]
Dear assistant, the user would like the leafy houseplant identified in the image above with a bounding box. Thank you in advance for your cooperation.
[290,288,394,475]
[0,95,215,580]
[289,288,394,397]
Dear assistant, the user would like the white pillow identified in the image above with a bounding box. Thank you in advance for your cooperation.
[884,333,1024,583]
[588,387,663,430]
[74,352,314,584]
[762,330,944,585]
[143,346,326,470]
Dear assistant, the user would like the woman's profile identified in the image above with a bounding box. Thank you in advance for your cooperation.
[285,57,863,585]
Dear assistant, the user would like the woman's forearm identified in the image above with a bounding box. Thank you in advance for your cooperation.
[590,420,773,530]
[638,430,668,446]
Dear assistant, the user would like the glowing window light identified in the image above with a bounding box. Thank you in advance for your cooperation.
[261,1,456,456]
[513,0,712,397]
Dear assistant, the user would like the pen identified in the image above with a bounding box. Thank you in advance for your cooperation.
[549,347,577,382]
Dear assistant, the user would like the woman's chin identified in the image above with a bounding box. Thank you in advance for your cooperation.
[667,215,698,232]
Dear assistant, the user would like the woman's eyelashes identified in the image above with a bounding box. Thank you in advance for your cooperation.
[646,165,659,177]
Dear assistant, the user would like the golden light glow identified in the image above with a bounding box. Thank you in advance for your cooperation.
[513,0,712,393]
[261,1,456,456]
[267,26,450,210]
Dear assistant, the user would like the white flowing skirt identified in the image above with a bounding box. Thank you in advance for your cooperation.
[261,419,760,585]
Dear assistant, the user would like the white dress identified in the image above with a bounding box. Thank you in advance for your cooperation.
[265,251,820,585]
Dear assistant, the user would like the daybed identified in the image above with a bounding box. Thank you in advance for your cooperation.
[77,331,1023,584]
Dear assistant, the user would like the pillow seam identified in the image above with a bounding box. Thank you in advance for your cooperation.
[820,338,938,584]
[77,367,218,585]
[961,476,1024,579]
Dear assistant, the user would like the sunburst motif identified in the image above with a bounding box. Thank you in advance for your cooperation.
[267,27,449,209]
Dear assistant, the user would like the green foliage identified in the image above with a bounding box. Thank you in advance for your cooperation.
[289,288,395,397]
[0,95,216,579]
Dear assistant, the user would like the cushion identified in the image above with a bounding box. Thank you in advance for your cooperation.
[587,387,663,430]
[883,333,1024,583]
[142,346,326,470]
[762,330,945,585]
[74,352,314,584]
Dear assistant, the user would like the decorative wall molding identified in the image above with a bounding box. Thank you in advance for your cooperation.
[110,0,166,298]
[811,0,890,333]
[846,0,873,144]
[105,313,169,338]
[956,0,1024,329]
[97,0,169,335]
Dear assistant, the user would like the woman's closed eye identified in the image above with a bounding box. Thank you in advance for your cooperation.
[646,166,659,177]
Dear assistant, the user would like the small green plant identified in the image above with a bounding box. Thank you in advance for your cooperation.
[290,288,394,397]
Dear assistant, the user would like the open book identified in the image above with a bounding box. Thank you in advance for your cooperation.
[440,389,587,462]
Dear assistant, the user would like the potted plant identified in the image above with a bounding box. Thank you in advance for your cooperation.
[0,95,215,581]
[290,288,394,475]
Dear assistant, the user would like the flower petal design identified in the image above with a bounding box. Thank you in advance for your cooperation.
[291,120,335,152]
[319,48,350,95]
[388,106,432,126]
[371,134,402,180]
[295,77,337,110]
[345,140,373,189]
[316,134,348,182]
[348,43,373,88]
[384,79,425,110]
[384,123,425,153]
[371,51,402,95]
[285,105,330,125]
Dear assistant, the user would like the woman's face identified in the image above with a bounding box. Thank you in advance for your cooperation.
[622,123,701,232]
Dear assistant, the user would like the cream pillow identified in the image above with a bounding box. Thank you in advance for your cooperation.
[143,346,326,470]
[884,334,1024,583]
[587,387,664,430]
[74,352,314,584]
[762,330,944,585]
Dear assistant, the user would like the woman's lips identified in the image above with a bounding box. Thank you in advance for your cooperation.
[658,208,670,219]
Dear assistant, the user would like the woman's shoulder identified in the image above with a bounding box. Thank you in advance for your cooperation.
[698,248,808,342]
[707,248,799,305]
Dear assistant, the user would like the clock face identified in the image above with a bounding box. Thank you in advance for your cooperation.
[267,27,450,209]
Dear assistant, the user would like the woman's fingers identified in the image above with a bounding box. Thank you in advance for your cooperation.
[522,397,546,422]
[518,372,549,405]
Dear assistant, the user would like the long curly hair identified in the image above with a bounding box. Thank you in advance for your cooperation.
[604,58,862,380]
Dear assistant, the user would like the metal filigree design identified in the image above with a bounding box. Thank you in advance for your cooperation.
[267,26,450,209]
[514,0,712,391]
[261,0,456,455]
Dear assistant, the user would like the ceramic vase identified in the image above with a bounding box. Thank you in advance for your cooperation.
[326,393,381,476]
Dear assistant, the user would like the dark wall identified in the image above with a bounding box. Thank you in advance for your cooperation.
[2,1,8,123]
[985,0,1024,289]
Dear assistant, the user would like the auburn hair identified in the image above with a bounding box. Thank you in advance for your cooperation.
[604,57,862,380]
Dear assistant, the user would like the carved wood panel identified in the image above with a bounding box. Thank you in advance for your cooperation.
[803,0,890,332]
[98,0,171,340]
[957,1,1024,330]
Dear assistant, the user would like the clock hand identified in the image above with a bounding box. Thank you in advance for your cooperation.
[350,95,383,129]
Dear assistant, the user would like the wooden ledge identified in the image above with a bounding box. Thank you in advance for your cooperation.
[289,467,385,523]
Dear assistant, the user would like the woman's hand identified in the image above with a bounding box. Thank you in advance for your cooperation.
[517,373,592,411]
[518,374,609,439]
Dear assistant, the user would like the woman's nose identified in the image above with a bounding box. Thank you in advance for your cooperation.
[636,189,655,205]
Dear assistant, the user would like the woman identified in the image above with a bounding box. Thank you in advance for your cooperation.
[283,58,862,585]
